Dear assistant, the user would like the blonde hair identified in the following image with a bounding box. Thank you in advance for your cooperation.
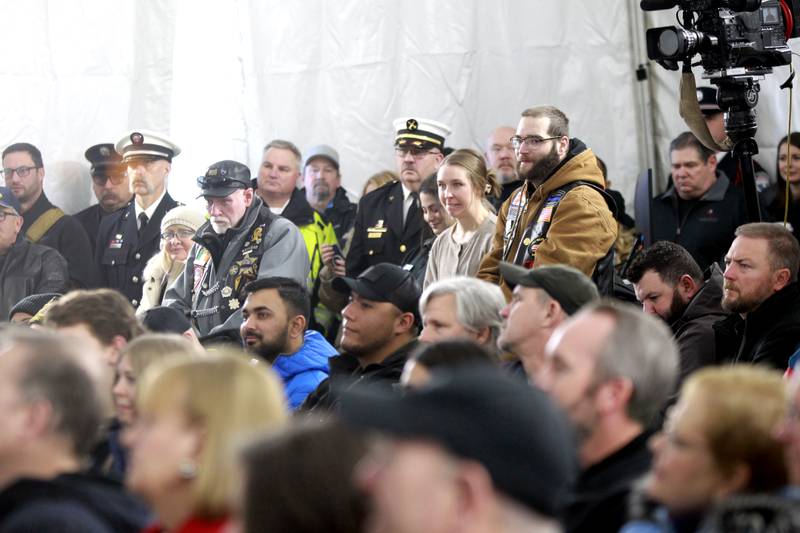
[120,333,201,379]
[680,366,787,492]
[361,170,397,196]
[440,148,501,199]
[137,350,288,518]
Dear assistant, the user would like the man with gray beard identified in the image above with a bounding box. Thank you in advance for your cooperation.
[164,160,309,340]
[477,106,617,298]
[713,222,800,370]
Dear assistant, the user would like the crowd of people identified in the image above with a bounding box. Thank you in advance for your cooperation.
[0,87,800,533]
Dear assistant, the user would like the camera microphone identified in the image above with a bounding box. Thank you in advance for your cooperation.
[640,0,678,10]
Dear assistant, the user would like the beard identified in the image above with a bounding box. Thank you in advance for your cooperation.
[721,282,770,314]
[520,143,562,186]
[662,288,690,324]
[210,217,231,234]
[311,181,332,204]
[245,329,290,364]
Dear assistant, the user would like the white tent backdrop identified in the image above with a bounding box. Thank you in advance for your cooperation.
[1,0,799,218]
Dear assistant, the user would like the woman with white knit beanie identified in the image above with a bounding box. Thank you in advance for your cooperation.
[137,205,206,315]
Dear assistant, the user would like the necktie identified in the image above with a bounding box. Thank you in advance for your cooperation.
[138,212,149,236]
[405,192,419,228]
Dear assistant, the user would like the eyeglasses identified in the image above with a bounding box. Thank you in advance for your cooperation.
[161,229,195,240]
[394,147,439,160]
[91,170,127,186]
[0,211,18,221]
[1,166,39,179]
[509,135,562,150]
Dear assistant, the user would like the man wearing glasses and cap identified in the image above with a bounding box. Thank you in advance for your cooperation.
[164,160,308,340]
[1,142,94,289]
[95,130,180,307]
[0,186,68,320]
[75,143,132,253]
[346,117,451,277]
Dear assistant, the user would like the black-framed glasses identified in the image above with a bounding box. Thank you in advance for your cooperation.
[161,229,195,240]
[1,166,39,179]
[394,147,439,160]
[0,211,18,222]
[509,135,561,150]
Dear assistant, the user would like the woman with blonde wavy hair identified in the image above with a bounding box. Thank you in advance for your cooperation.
[621,366,788,533]
[424,148,499,288]
[124,351,287,533]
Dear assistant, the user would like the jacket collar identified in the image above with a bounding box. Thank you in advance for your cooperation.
[745,282,800,328]
[194,196,271,265]
[20,193,54,232]
[660,173,730,203]
[531,138,605,200]
[281,188,316,227]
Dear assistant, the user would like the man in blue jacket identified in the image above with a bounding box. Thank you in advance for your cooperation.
[240,276,336,409]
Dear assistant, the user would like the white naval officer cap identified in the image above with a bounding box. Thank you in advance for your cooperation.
[392,117,452,150]
[115,129,181,162]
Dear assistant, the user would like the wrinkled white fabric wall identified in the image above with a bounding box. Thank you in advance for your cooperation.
[1,1,649,215]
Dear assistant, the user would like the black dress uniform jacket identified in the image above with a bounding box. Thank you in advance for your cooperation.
[346,180,424,277]
[75,204,121,254]
[324,186,357,248]
[95,194,179,307]
[21,194,95,289]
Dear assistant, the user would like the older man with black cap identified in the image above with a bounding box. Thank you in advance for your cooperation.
[299,262,421,412]
[346,117,451,277]
[95,130,181,307]
[0,187,68,320]
[75,143,132,252]
[498,262,599,381]
[340,365,578,533]
[164,160,308,340]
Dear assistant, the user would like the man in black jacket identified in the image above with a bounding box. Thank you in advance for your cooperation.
[536,301,678,533]
[0,328,148,532]
[1,142,94,288]
[651,131,749,272]
[715,222,800,370]
[75,143,132,253]
[302,144,357,248]
[0,187,68,320]
[300,263,421,412]
[347,117,451,276]
[628,241,726,382]
[95,130,180,307]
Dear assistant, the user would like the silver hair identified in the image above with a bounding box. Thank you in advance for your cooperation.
[419,277,507,353]
[586,300,679,426]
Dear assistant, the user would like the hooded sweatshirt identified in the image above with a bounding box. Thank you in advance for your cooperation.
[273,330,336,409]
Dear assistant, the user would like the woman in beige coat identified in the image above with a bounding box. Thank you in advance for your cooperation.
[137,205,206,315]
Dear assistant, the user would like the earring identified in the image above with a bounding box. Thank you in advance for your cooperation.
[179,459,197,479]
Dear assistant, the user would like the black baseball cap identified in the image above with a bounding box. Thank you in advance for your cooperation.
[500,262,599,316]
[332,263,421,322]
[140,306,192,334]
[340,366,578,517]
[197,160,251,198]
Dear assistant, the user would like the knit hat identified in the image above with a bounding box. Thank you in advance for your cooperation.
[160,205,206,234]
[9,293,62,321]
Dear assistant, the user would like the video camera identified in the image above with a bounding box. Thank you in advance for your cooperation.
[643,0,800,76]
[641,0,800,223]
